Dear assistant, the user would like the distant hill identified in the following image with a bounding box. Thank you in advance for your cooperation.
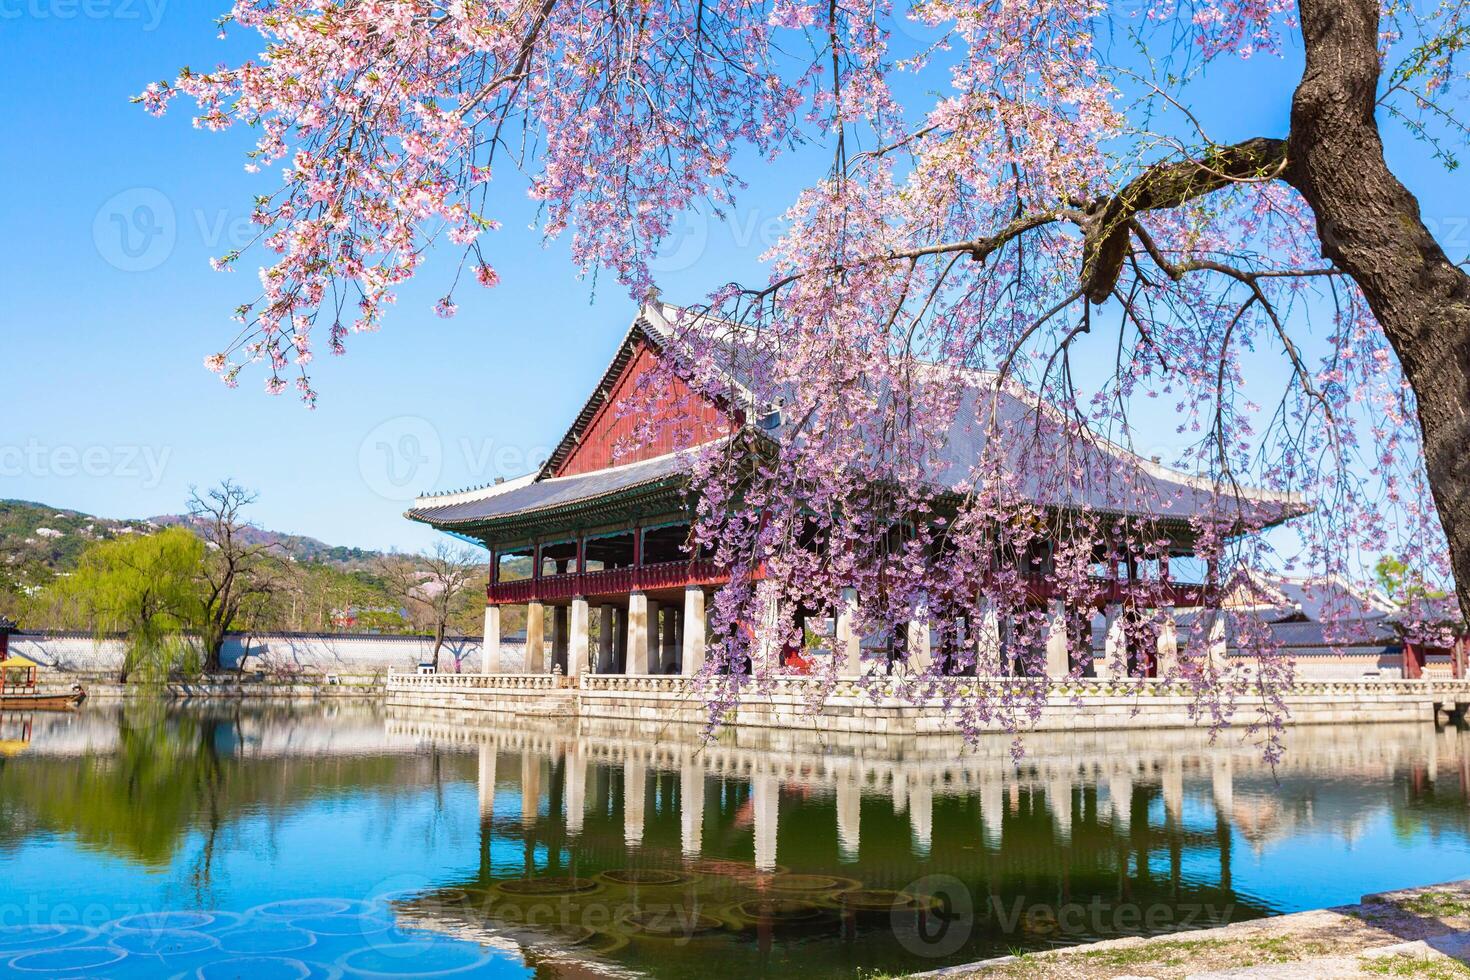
[148,514,382,567]
[0,499,386,593]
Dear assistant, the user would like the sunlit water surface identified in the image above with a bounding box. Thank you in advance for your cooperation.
[1,702,1469,978]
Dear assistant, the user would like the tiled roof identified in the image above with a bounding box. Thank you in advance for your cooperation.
[408,301,1307,533]
[406,450,692,527]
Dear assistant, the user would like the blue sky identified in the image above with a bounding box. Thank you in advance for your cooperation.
[1,4,1463,554]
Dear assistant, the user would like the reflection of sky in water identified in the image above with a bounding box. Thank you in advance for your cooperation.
[2,705,1470,978]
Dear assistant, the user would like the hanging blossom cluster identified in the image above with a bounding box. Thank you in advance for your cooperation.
[140,0,809,404]
[150,0,1465,751]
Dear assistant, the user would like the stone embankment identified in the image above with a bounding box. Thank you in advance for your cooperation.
[915,880,1470,979]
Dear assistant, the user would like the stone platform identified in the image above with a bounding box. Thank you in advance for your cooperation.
[385,673,1470,734]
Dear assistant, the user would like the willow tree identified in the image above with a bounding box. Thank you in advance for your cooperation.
[143,0,1470,738]
[53,528,204,683]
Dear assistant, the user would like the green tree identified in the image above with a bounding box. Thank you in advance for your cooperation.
[49,528,204,682]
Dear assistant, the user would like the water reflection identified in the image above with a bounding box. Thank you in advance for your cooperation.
[0,704,1468,977]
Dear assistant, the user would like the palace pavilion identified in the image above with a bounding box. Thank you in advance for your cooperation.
[406,301,1305,679]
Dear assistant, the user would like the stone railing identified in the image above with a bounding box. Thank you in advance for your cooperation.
[387,672,569,691]
[395,671,1470,704]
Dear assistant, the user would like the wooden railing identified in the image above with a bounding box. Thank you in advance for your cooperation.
[488,559,728,604]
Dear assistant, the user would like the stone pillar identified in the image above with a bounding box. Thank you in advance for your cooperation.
[680,759,705,858]
[977,600,1002,676]
[1098,604,1124,679]
[525,601,546,673]
[908,778,933,858]
[568,597,590,677]
[626,593,651,674]
[836,769,861,862]
[1206,609,1228,672]
[906,618,932,673]
[520,751,541,828]
[482,605,501,674]
[565,749,587,836]
[836,588,862,677]
[752,772,780,872]
[1156,606,1179,676]
[477,746,497,823]
[551,605,569,673]
[1045,600,1070,678]
[682,586,706,677]
[623,757,646,846]
[597,605,616,673]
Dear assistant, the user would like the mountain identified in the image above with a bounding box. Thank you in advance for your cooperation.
[148,514,382,567]
[0,499,386,593]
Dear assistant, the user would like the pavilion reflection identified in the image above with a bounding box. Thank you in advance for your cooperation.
[386,711,1469,976]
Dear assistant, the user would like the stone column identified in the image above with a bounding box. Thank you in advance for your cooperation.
[752,772,780,871]
[836,588,862,677]
[565,749,588,836]
[525,601,546,673]
[483,605,502,674]
[568,597,590,677]
[1045,600,1070,678]
[836,768,861,862]
[1098,604,1124,679]
[682,586,706,677]
[478,746,497,824]
[1206,610,1229,672]
[680,759,705,858]
[906,618,932,673]
[597,605,616,673]
[977,600,1002,676]
[1156,606,1179,676]
[626,593,651,674]
[623,757,646,846]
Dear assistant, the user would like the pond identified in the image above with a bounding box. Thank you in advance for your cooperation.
[0,703,1468,978]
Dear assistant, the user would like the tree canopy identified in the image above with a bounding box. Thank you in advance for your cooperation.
[143,0,1470,742]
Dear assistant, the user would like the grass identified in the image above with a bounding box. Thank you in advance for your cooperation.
[1393,892,1470,920]
[1361,953,1470,979]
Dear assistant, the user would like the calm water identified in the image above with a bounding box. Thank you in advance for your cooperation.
[1,704,1469,978]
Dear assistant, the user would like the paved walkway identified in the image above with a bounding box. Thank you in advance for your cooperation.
[913,881,1470,980]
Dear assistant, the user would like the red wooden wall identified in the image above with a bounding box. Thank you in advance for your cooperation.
[556,342,734,477]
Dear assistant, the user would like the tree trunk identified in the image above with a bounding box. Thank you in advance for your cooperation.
[1287,0,1470,622]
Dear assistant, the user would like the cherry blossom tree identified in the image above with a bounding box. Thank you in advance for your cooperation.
[143,0,1470,744]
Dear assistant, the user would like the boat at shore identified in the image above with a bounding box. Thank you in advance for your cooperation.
[0,688,87,711]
